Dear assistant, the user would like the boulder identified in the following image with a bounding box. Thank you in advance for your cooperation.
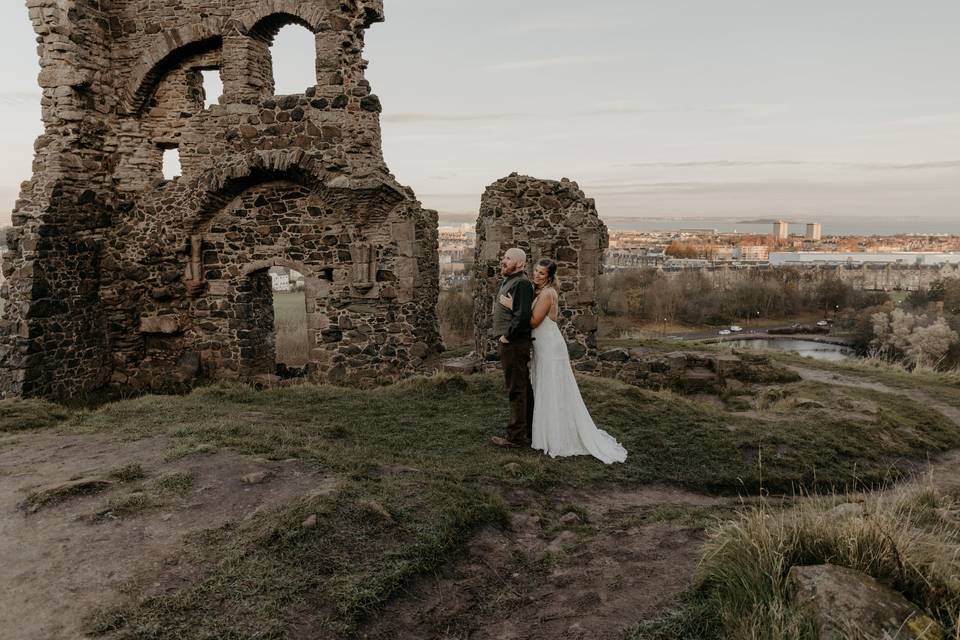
[787,564,944,640]
[442,356,481,375]
[598,348,630,362]
[675,368,720,394]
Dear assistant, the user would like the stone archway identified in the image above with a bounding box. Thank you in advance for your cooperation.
[0,0,439,400]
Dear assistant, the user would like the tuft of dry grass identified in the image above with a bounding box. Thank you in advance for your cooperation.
[633,479,960,639]
[21,477,113,513]
[151,471,195,494]
[107,462,146,483]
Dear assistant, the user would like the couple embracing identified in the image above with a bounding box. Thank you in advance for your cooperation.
[490,248,628,465]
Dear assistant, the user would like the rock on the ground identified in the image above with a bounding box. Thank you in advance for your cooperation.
[441,356,481,375]
[240,471,271,485]
[302,514,318,528]
[546,530,579,555]
[787,564,945,640]
[503,462,522,476]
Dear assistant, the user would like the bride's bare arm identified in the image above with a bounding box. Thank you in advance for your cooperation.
[530,289,556,328]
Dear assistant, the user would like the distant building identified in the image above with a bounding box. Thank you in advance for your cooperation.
[713,246,736,261]
[737,245,770,262]
[773,220,789,240]
[269,269,291,292]
[769,252,960,267]
[663,258,711,269]
[806,223,822,241]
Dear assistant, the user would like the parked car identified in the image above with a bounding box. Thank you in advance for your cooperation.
[729,325,743,333]
[718,329,732,336]
[816,320,829,327]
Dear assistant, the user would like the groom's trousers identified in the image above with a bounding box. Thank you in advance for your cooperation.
[499,338,534,444]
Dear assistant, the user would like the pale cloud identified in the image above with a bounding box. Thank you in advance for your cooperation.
[483,55,610,71]
[625,160,810,169]
[859,160,960,171]
[383,112,527,123]
[496,17,605,36]
[620,160,960,171]
[582,179,957,197]
[0,92,39,105]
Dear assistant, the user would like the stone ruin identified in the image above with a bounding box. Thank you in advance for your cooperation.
[472,174,607,367]
[0,0,442,399]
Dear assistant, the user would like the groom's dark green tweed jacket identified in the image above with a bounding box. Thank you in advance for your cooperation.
[491,271,534,342]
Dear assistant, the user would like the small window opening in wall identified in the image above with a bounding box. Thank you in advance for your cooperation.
[161,146,181,181]
[199,69,224,109]
[271,24,317,95]
[270,267,309,376]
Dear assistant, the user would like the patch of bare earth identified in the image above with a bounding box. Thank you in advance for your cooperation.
[0,431,336,640]
[359,486,728,640]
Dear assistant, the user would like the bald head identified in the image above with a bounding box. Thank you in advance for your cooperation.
[504,248,526,263]
[500,247,527,277]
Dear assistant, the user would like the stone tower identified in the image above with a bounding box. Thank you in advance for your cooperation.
[472,174,607,368]
[0,0,441,400]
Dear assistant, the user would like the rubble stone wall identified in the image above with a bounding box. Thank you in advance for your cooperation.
[1,0,440,399]
[472,174,608,368]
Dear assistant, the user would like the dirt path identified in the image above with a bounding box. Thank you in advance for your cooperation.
[359,486,730,640]
[0,431,337,640]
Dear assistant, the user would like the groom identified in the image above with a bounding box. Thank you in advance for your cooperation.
[490,248,535,449]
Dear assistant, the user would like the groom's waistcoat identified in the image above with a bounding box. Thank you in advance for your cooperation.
[491,272,532,339]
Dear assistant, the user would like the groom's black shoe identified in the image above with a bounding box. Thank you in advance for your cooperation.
[490,436,523,449]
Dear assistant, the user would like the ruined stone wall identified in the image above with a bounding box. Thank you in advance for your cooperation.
[472,174,607,369]
[0,1,117,398]
[1,0,441,399]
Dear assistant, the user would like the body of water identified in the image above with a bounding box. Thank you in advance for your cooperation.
[725,338,856,362]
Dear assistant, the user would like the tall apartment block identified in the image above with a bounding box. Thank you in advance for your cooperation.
[773,221,789,240]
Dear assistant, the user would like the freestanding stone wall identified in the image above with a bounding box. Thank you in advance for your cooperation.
[0,0,441,399]
[473,174,608,368]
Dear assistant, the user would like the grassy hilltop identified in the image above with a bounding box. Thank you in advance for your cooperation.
[2,348,960,639]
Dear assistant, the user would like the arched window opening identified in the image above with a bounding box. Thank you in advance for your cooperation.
[161,146,181,181]
[269,23,317,95]
[199,69,224,108]
[270,266,309,375]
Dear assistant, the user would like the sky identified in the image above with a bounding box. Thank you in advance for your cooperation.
[1,0,958,231]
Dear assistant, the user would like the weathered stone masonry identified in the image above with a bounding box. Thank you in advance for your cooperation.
[0,0,441,399]
[473,174,608,369]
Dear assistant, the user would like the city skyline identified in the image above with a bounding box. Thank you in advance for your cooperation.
[0,0,958,229]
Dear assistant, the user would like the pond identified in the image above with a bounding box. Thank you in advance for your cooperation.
[723,338,857,362]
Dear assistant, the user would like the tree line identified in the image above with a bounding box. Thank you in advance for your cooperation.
[595,268,887,327]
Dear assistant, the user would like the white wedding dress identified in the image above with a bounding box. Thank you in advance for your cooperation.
[530,313,628,464]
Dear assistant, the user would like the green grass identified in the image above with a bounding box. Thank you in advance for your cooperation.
[92,492,156,520]
[0,398,72,431]
[56,373,960,496]
[107,462,146,483]
[151,471,194,494]
[775,351,960,409]
[5,359,959,638]
[274,291,309,368]
[87,474,507,639]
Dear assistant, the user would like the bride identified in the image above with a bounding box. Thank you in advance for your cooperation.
[500,259,628,464]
